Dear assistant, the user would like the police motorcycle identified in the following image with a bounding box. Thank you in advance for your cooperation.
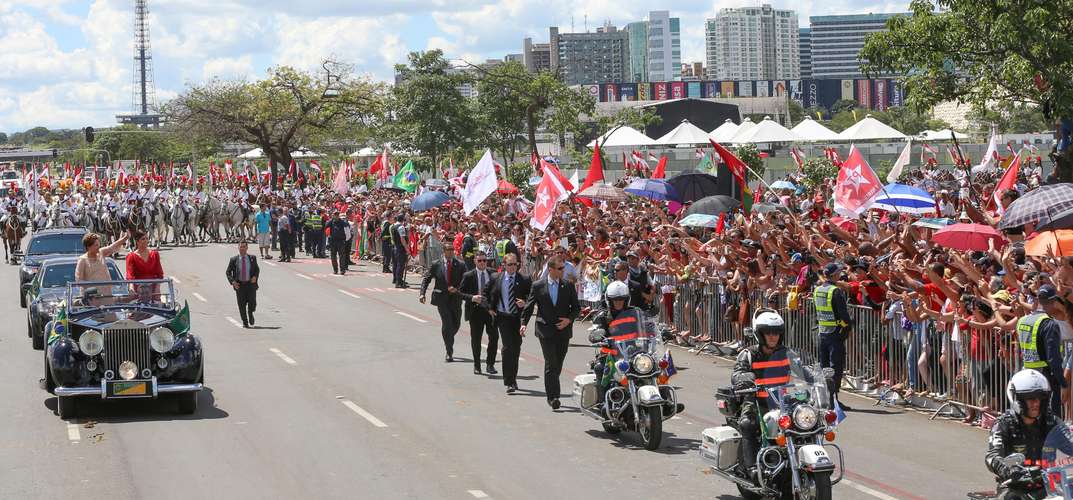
[572,306,681,450]
[970,423,1073,500]
[701,309,843,500]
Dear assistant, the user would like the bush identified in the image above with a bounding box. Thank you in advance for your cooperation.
[801,158,838,189]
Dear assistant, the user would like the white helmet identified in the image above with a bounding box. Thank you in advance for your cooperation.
[1006,369,1051,417]
[605,280,630,309]
[751,308,785,347]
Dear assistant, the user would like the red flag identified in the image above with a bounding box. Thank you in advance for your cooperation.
[709,140,747,191]
[530,165,569,231]
[715,212,726,234]
[993,152,1021,216]
[539,159,574,196]
[790,148,804,171]
[578,144,605,207]
[753,184,763,205]
[652,156,667,179]
[832,145,882,218]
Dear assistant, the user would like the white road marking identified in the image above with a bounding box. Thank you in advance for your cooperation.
[268,348,297,365]
[170,276,181,284]
[192,292,207,302]
[394,311,427,323]
[467,490,489,499]
[225,316,243,328]
[295,272,313,280]
[66,422,80,442]
[264,261,277,267]
[840,479,900,500]
[340,400,388,428]
[338,289,361,299]
[369,287,384,292]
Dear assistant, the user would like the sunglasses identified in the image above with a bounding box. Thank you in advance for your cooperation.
[505,262,518,267]
[554,266,565,271]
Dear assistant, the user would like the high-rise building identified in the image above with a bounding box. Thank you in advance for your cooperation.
[504,53,523,64]
[627,11,682,83]
[626,21,648,82]
[799,27,812,79]
[808,13,900,79]
[522,38,552,73]
[549,24,630,85]
[681,62,705,80]
[704,4,799,81]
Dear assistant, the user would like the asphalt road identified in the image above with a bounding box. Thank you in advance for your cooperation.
[0,242,997,499]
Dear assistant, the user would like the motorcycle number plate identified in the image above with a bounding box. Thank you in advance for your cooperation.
[105,380,152,398]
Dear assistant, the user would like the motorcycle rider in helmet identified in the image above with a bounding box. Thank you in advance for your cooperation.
[731,309,790,479]
[588,281,637,405]
[985,368,1073,485]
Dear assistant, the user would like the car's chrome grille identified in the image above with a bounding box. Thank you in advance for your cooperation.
[103,327,150,377]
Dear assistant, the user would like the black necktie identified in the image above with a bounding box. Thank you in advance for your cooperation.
[507,275,515,314]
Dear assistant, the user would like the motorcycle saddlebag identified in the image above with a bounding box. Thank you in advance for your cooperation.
[573,374,599,409]
[715,386,741,417]
[700,426,741,471]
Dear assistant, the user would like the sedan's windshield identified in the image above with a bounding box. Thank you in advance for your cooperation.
[27,234,85,256]
[41,262,121,288]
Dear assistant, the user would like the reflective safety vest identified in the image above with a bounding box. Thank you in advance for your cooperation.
[306,215,323,230]
[495,239,511,260]
[381,221,392,241]
[814,284,839,328]
[1018,313,1054,370]
[752,349,791,399]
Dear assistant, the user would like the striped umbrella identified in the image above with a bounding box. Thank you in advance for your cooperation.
[999,183,1073,230]
[871,183,936,215]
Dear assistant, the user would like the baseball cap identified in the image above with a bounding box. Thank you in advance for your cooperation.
[790,253,803,263]
[823,263,841,277]
[1038,284,1059,302]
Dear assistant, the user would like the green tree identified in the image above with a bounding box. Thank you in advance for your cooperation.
[475,61,529,165]
[546,86,596,152]
[597,106,663,135]
[801,157,838,189]
[0,132,7,143]
[164,59,383,189]
[871,106,949,135]
[967,102,1052,135]
[828,110,860,132]
[860,0,1070,178]
[788,101,806,124]
[830,99,859,116]
[735,143,765,180]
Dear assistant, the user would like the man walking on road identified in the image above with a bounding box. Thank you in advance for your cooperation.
[255,205,273,260]
[522,255,579,409]
[483,253,532,394]
[420,245,465,362]
[391,214,409,288]
[460,252,497,374]
[226,240,260,328]
[327,211,350,275]
[277,207,293,262]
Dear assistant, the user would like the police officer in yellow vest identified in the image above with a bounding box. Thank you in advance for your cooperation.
[814,262,854,410]
[1017,284,1066,417]
[305,209,325,258]
[730,309,790,479]
[381,217,394,274]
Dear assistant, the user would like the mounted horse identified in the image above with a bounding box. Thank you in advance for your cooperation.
[170,200,198,247]
[2,206,27,263]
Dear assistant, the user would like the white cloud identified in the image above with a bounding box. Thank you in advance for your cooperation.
[273,14,408,80]
[202,55,254,81]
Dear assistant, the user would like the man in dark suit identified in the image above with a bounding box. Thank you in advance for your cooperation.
[522,255,580,409]
[482,253,531,393]
[226,240,260,328]
[420,244,465,362]
[459,251,497,375]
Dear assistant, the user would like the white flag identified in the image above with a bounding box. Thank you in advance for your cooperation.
[569,170,580,194]
[886,140,912,183]
[462,149,498,215]
[975,132,999,172]
[332,160,349,195]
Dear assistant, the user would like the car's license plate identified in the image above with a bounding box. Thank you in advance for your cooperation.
[106,380,152,398]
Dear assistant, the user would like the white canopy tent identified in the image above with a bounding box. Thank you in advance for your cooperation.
[350,147,379,158]
[729,116,802,144]
[237,147,324,159]
[917,129,970,142]
[732,117,756,141]
[836,115,906,141]
[709,119,740,143]
[656,119,713,146]
[790,117,840,142]
[586,126,657,148]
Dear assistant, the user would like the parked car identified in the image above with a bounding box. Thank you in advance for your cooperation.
[26,256,122,350]
[19,227,87,307]
[44,278,203,418]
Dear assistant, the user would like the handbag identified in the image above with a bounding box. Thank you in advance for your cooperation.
[787,286,800,310]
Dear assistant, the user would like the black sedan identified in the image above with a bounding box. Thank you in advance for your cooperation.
[25,256,122,350]
[18,227,88,308]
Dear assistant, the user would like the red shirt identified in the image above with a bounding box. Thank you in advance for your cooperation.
[919,282,947,311]
[126,250,163,280]
[850,280,886,306]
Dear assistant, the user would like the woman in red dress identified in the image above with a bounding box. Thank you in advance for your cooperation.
[126,230,164,302]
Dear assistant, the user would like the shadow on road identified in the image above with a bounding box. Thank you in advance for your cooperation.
[583,429,699,455]
[44,386,229,422]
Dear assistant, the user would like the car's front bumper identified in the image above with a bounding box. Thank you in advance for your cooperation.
[55,379,203,398]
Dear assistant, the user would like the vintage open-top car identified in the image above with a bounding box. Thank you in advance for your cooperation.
[44,278,203,418]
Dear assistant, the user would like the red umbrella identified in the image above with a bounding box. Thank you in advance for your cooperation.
[497,179,518,195]
[932,223,1007,252]
[829,216,858,233]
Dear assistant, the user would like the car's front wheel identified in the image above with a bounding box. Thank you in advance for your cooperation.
[30,316,42,350]
[57,396,76,419]
[176,392,198,415]
[19,286,26,308]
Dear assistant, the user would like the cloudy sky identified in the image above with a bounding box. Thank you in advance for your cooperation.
[0,0,906,132]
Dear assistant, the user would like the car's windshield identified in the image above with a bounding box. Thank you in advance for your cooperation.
[40,262,121,288]
[67,279,176,311]
[27,234,85,255]
[608,309,658,360]
[760,348,831,410]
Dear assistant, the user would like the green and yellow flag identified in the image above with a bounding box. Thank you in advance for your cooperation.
[47,301,68,346]
[170,300,190,336]
[392,160,420,193]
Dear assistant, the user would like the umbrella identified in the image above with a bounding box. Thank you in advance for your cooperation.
[497,179,519,195]
[678,213,720,228]
[667,170,720,204]
[871,183,937,215]
[1036,203,1073,232]
[578,184,628,202]
[913,217,954,230]
[770,180,796,191]
[410,191,450,212]
[829,217,858,233]
[752,202,790,214]
[624,178,677,201]
[999,184,1073,230]
[683,195,740,217]
[932,223,1007,252]
[1025,230,1073,257]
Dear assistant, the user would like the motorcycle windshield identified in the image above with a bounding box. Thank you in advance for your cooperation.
[1043,423,1073,498]
[761,348,832,411]
[608,309,657,361]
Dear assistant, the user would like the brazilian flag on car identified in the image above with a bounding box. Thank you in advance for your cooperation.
[170,300,191,336]
[47,301,68,346]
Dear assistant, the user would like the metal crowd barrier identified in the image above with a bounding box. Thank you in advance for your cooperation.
[653,274,1030,422]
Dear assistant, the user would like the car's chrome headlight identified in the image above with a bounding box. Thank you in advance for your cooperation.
[149,327,175,353]
[119,361,138,380]
[632,353,656,375]
[792,405,820,430]
[79,330,104,356]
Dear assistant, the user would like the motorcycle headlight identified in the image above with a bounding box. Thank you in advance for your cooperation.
[792,405,820,430]
[632,354,656,375]
[149,327,175,353]
[79,330,104,356]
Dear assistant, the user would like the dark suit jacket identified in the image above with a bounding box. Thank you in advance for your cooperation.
[226,254,260,288]
[481,271,532,318]
[522,278,580,339]
[459,267,494,321]
[421,256,465,307]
